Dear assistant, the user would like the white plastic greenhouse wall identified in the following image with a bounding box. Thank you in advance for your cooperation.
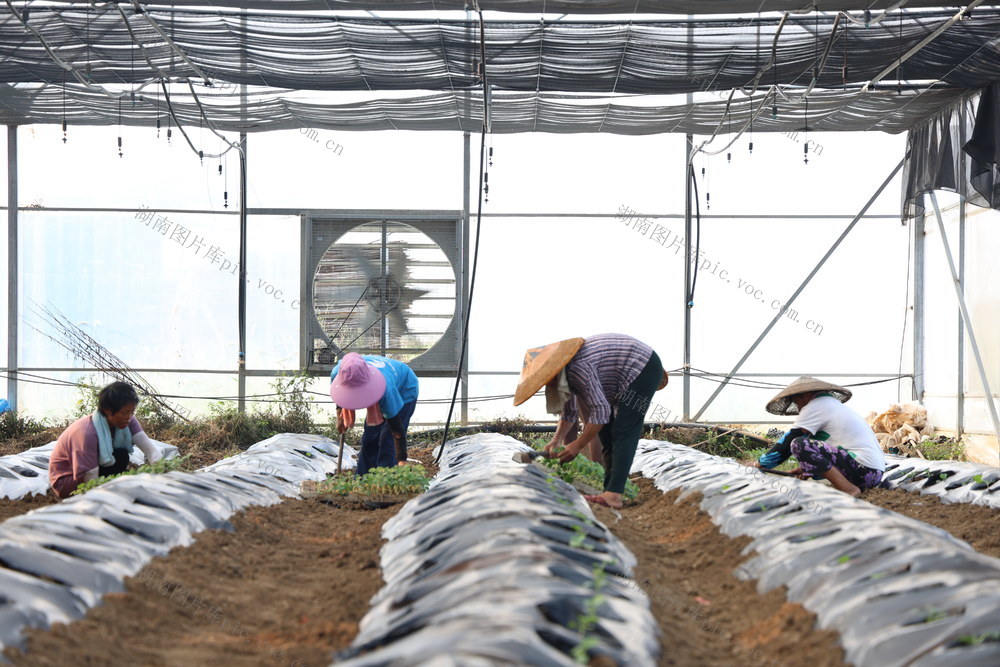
[1,123,998,464]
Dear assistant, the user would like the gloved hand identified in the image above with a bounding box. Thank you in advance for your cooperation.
[336,407,356,434]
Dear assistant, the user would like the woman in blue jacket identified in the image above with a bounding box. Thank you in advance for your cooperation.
[330,352,419,475]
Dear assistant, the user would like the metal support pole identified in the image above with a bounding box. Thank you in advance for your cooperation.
[683,133,692,421]
[6,126,17,410]
[460,131,471,425]
[693,156,907,421]
[682,12,694,420]
[237,132,247,412]
[957,195,966,436]
[929,193,1000,447]
[913,209,925,402]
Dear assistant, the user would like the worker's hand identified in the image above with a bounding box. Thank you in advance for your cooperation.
[787,467,808,479]
[336,408,347,434]
[557,441,584,464]
[542,438,560,458]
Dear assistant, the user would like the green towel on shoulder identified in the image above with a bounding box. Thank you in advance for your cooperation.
[93,410,134,467]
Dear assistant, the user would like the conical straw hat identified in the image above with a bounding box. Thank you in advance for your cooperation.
[513,338,585,406]
[765,376,852,416]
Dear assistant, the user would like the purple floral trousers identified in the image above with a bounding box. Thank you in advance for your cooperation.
[790,437,884,490]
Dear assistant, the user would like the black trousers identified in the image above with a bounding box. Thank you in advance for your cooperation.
[98,448,131,477]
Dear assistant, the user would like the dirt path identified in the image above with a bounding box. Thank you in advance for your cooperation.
[0,492,58,523]
[596,479,847,667]
[5,498,400,667]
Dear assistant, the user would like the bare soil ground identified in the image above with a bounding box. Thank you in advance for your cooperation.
[5,498,399,667]
[0,434,994,666]
[597,479,847,667]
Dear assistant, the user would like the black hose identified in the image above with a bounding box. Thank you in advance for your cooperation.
[413,422,772,447]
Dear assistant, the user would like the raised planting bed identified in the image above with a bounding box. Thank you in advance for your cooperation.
[879,454,1000,508]
[631,439,1000,666]
[5,496,399,666]
[336,433,660,666]
[0,433,356,656]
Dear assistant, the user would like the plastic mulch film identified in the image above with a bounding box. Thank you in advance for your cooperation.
[335,433,659,667]
[879,454,1000,509]
[0,439,180,501]
[630,440,1000,666]
[0,433,356,657]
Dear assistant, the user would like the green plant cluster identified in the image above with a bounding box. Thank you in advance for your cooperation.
[317,465,431,498]
[0,410,51,442]
[913,437,966,461]
[646,425,766,459]
[538,452,639,502]
[743,447,800,471]
[71,454,193,495]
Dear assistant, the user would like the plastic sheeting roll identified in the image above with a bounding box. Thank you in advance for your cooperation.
[0,438,180,501]
[0,433,356,658]
[879,453,1000,509]
[336,433,659,667]
[630,439,1000,667]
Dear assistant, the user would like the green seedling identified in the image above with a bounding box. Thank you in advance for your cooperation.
[956,631,1000,646]
[316,465,430,498]
[570,560,611,663]
[536,451,639,501]
[72,454,193,495]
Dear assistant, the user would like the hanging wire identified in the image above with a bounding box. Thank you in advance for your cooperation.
[117,98,123,157]
[842,15,849,89]
[687,162,702,308]
[437,3,489,464]
[897,7,904,93]
[897,218,914,402]
[61,70,68,143]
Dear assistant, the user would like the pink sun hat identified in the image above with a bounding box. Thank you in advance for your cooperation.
[329,353,387,409]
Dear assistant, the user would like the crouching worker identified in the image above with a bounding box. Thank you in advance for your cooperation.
[515,333,668,510]
[330,353,418,475]
[48,381,163,499]
[759,376,885,497]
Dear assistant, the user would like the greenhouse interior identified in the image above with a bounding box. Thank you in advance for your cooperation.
[2,1,1000,666]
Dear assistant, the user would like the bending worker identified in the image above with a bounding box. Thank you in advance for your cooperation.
[48,381,162,499]
[514,333,668,509]
[758,376,886,497]
[330,352,418,475]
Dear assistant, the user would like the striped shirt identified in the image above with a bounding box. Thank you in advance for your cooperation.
[561,334,654,424]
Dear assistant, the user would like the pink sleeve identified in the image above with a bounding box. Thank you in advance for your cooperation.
[128,416,144,435]
[74,421,100,476]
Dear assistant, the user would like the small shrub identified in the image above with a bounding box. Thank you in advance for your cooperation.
[913,437,965,461]
[0,410,50,442]
[647,425,765,458]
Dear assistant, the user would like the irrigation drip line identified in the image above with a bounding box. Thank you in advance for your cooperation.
[0,370,515,406]
[435,3,489,466]
[687,368,914,390]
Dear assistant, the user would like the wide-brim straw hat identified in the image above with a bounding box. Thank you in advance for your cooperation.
[513,337,585,406]
[765,376,852,416]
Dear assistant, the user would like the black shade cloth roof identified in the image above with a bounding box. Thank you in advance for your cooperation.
[0,4,994,134]
[0,84,968,135]
[32,1,989,14]
[2,10,998,93]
